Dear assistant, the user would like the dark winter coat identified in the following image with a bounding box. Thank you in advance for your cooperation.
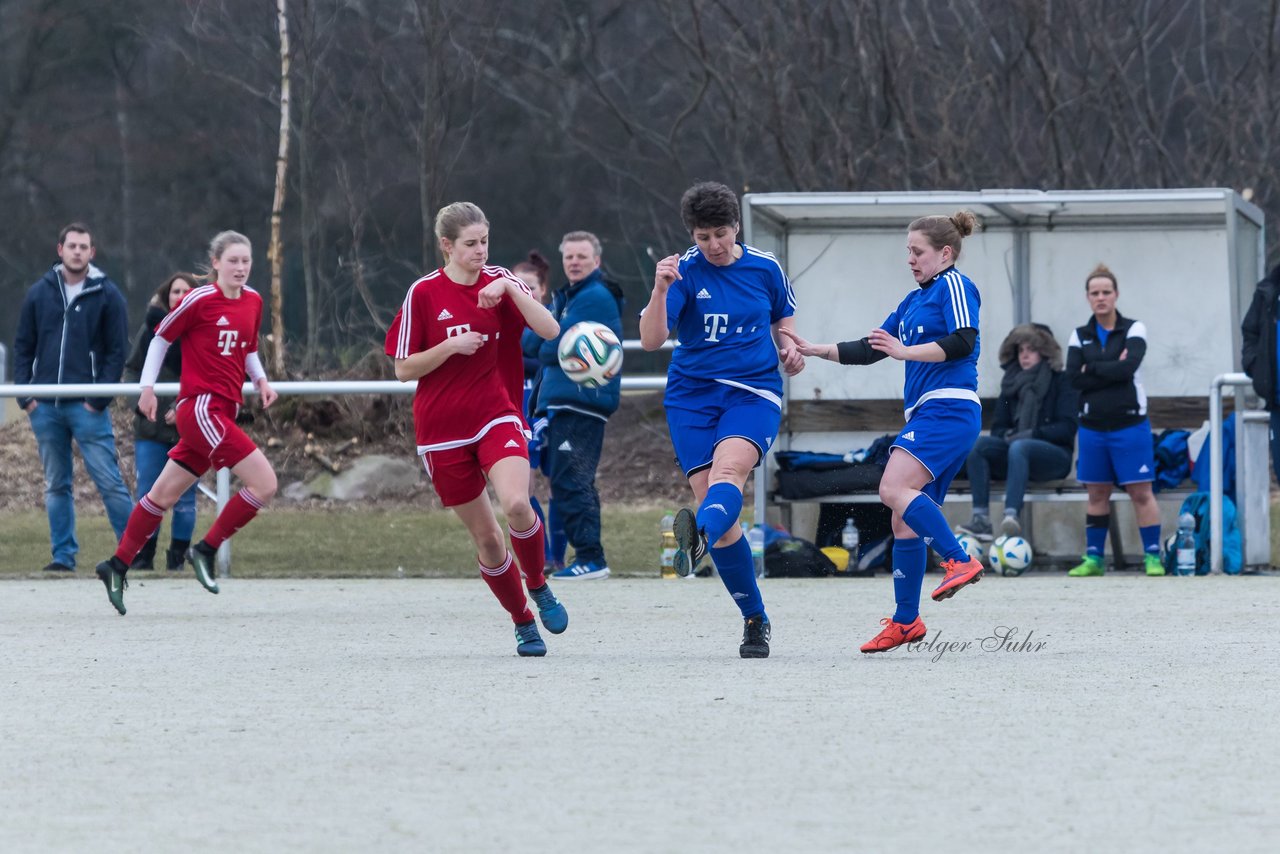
[1241,264,1280,410]
[124,302,183,444]
[1066,312,1150,432]
[13,263,129,411]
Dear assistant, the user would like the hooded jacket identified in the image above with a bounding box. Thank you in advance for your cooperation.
[1241,264,1280,410]
[534,269,624,421]
[13,263,129,411]
[989,323,1077,452]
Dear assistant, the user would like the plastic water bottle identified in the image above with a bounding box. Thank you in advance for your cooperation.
[841,517,860,555]
[660,511,677,578]
[1175,512,1196,576]
[746,524,766,579]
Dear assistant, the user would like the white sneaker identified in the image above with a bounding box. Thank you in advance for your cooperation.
[1000,514,1022,538]
[551,562,611,580]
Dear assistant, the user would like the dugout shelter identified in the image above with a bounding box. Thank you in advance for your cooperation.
[744,188,1267,565]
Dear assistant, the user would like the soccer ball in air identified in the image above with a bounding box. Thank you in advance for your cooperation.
[996,536,1034,576]
[557,321,623,388]
[956,534,984,564]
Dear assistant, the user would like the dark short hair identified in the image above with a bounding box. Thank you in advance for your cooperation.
[680,182,740,233]
[152,272,199,309]
[59,222,93,245]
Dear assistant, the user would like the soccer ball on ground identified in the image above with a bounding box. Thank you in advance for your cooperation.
[956,534,984,564]
[557,321,623,388]
[995,535,1034,576]
[987,535,1009,574]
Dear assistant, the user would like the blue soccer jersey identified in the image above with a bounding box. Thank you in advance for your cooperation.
[881,266,981,418]
[662,243,796,407]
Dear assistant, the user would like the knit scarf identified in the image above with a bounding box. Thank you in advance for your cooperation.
[1001,360,1053,434]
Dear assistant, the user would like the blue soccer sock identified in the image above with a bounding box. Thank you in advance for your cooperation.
[891,536,928,625]
[901,493,966,562]
[1086,514,1109,557]
[530,495,549,559]
[547,500,567,565]
[1139,524,1162,555]
[697,482,744,546]
[710,535,765,621]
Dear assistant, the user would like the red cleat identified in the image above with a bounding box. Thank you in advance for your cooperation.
[931,556,985,601]
[860,616,927,653]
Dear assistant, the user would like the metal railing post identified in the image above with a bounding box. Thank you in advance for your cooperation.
[216,468,232,578]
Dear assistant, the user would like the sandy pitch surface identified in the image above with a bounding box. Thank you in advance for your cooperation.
[2,574,1277,853]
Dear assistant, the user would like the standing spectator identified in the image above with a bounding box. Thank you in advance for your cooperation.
[641,182,804,658]
[1240,263,1280,482]
[1065,264,1164,577]
[535,231,624,580]
[512,251,567,572]
[957,323,1077,541]
[13,223,133,572]
[123,273,200,571]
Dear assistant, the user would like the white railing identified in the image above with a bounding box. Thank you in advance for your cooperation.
[1,339,669,575]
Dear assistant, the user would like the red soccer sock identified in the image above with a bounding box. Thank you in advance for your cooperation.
[202,488,264,549]
[113,495,167,564]
[508,516,547,589]
[479,553,534,624]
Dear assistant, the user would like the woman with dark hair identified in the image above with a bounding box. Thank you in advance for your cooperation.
[957,323,1077,542]
[640,181,804,659]
[781,211,987,654]
[1065,264,1163,577]
[512,250,567,573]
[122,273,200,570]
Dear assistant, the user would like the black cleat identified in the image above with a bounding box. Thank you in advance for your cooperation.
[95,558,128,615]
[739,614,771,659]
[672,508,708,578]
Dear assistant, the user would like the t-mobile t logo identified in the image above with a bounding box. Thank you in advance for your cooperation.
[217,329,239,355]
[703,313,729,342]
[446,324,472,338]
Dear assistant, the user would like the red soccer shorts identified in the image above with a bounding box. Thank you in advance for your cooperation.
[422,421,529,507]
[169,393,260,477]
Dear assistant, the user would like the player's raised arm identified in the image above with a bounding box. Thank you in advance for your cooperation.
[639,253,680,351]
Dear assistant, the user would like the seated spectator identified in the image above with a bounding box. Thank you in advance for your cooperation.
[957,323,1076,541]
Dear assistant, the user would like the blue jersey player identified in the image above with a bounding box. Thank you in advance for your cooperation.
[639,181,803,659]
[781,212,988,654]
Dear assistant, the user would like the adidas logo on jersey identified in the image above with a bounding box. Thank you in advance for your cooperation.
[216,316,230,327]
[696,288,711,299]
[902,431,916,442]
[504,439,519,449]
[558,440,573,451]
[437,309,454,321]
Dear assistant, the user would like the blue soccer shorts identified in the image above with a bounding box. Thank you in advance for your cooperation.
[890,399,982,503]
[1076,420,1155,485]
[665,384,781,478]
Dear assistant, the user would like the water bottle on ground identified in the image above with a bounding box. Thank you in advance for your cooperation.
[1175,511,1196,576]
[660,510,677,578]
[841,517,860,565]
[746,524,766,579]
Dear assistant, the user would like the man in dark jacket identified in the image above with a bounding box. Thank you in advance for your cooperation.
[535,230,624,579]
[13,223,133,571]
[1241,264,1280,482]
[957,323,1077,541]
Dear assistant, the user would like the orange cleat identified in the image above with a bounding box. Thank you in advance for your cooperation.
[860,615,927,653]
[931,556,985,601]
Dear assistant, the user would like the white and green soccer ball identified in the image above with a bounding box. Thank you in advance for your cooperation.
[956,534,985,564]
[557,321,623,388]
[990,535,1033,576]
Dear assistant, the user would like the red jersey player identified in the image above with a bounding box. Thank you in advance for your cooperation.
[387,202,566,656]
[95,231,279,615]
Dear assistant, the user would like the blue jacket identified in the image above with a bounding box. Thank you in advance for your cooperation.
[535,269,623,421]
[13,263,130,411]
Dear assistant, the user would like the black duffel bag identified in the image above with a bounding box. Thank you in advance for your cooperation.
[774,463,885,500]
[764,538,837,577]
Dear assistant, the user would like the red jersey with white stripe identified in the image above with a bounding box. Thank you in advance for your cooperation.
[385,266,531,453]
[155,284,263,405]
